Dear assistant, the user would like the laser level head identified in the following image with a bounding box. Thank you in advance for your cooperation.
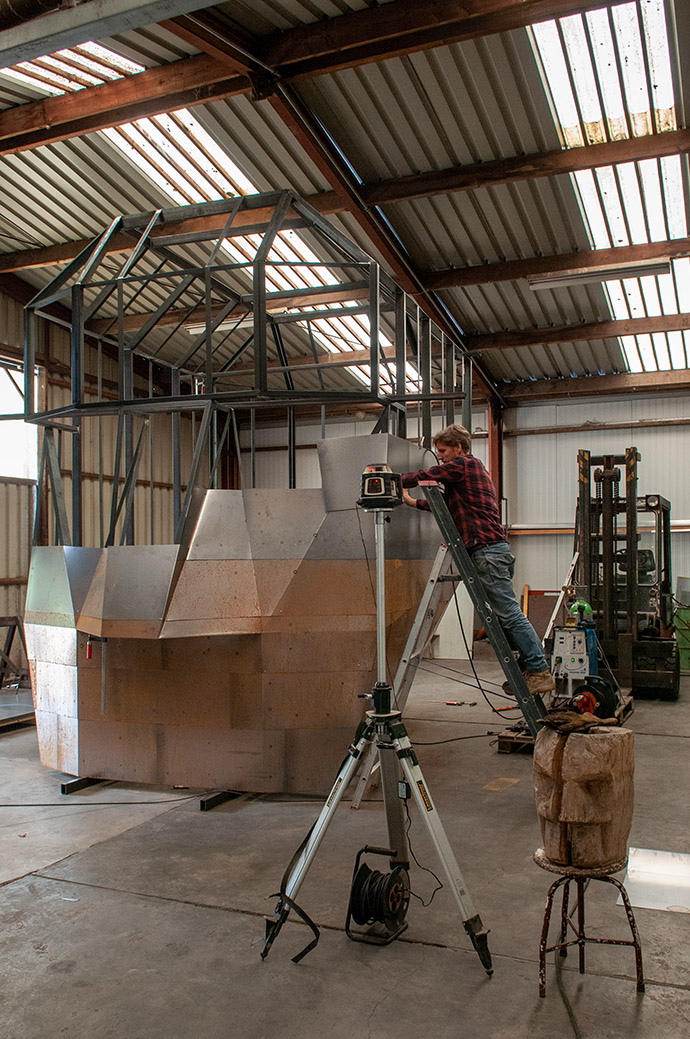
[357,464,403,511]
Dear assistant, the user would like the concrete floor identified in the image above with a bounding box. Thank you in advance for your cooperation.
[1,660,689,1039]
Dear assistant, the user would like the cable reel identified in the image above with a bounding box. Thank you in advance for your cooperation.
[570,675,619,718]
[346,846,410,946]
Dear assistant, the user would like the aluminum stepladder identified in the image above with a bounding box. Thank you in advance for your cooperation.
[419,482,547,736]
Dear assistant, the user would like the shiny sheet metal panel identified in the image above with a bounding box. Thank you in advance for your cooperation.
[78,544,179,634]
[25,547,79,627]
[188,490,252,559]
[318,432,427,511]
[244,489,325,559]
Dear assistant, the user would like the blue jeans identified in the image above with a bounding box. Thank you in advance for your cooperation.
[471,542,548,673]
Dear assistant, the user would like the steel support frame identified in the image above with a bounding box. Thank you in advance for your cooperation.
[24,192,479,548]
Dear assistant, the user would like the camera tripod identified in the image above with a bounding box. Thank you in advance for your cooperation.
[261,499,492,974]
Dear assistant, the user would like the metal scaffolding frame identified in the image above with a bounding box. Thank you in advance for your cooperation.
[24,191,472,547]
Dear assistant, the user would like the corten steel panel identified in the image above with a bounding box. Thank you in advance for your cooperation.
[26,435,448,792]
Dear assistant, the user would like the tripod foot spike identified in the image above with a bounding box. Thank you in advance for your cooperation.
[464,916,493,975]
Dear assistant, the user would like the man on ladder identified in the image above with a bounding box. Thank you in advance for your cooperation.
[401,424,555,698]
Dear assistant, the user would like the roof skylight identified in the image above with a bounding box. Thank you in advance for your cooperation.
[532,0,687,374]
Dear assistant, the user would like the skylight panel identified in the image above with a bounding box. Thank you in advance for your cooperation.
[635,333,657,369]
[594,165,630,245]
[651,331,671,369]
[100,125,191,205]
[614,162,647,243]
[667,330,686,368]
[560,14,605,144]
[55,47,123,80]
[585,7,628,140]
[77,41,142,75]
[675,259,690,311]
[0,63,64,94]
[621,335,643,372]
[532,1,684,375]
[657,272,678,314]
[532,20,583,147]
[611,3,651,135]
[573,170,611,248]
[638,274,662,317]
[660,155,686,238]
[638,157,668,239]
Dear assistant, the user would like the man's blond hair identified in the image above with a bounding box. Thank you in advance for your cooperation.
[433,424,471,453]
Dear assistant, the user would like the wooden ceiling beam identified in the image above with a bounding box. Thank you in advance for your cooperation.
[3,133,688,278]
[501,369,690,403]
[261,0,616,75]
[0,201,342,275]
[465,313,690,353]
[366,128,690,208]
[425,238,690,290]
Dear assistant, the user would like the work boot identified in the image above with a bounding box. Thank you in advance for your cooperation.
[502,670,555,697]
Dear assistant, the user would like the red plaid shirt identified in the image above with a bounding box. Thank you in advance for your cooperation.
[401,455,506,552]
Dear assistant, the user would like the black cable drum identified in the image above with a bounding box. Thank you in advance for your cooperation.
[349,862,410,931]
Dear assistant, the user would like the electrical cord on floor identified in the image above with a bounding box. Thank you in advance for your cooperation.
[412,732,497,747]
[404,798,443,908]
[415,660,516,700]
[445,580,523,719]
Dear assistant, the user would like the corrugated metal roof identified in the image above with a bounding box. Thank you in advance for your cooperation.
[0,1,686,397]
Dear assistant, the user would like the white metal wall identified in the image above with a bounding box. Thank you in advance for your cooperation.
[504,396,690,595]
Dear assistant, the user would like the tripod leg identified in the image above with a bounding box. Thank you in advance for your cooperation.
[262,722,376,960]
[377,740,410,869]
[350,740,380,809]
[394,732,493,974]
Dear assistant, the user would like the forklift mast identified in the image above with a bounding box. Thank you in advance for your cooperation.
[575,448,677,700]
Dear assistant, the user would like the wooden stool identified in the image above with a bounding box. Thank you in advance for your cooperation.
[534,848,645,997]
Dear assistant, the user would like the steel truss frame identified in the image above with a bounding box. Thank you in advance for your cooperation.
[24,191,472,547]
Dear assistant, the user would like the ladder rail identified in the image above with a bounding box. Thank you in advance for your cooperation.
[420,483,546,736]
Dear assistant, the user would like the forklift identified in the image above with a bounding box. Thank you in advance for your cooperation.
[571,447,679,701]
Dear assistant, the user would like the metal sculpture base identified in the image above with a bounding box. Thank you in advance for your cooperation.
[261,681,492,974]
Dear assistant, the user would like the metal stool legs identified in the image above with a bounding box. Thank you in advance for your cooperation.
[539,873,645,997]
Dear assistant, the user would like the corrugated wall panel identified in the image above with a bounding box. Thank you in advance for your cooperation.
[504,396,690,592]
[0,479,32,617]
